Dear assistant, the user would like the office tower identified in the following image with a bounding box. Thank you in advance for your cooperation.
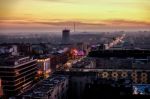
[62,29,70,44]
[0,56,37,97]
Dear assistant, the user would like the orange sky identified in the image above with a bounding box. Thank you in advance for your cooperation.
[0,0,150,32]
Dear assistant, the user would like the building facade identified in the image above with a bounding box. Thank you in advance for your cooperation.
[37,57,51,78]
[0,56,37,97]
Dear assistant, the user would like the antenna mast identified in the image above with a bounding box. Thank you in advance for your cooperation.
[74,22,76,32]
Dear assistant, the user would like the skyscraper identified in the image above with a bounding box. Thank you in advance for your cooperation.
[62,29,70,44]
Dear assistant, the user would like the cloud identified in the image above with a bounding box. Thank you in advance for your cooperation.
[33,21,106,26]
[1,19,150,28]
[104,19,150,27]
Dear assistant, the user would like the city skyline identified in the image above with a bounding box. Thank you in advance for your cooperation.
[0,0,150,33]
[1,1,150,98]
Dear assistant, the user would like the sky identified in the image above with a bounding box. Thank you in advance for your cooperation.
[0,0,150,33]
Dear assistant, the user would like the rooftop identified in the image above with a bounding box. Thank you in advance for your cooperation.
[89,49,150,58]
[0,55,31,66]
[72,58,93,68]
[21,75,68,98]
[71,57,150,70]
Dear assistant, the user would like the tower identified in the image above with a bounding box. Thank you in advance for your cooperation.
[62,29,70,44]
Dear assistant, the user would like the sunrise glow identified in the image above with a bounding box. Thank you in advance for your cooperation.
[0,0,150,32]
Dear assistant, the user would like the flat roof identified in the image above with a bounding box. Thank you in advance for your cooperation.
[0,55,31,66]
[89,49,150,58]
[21,75,68,98]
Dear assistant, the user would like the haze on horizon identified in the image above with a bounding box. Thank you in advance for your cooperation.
[0,0,150,34]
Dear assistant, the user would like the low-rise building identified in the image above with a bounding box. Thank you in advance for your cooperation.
[21,75,69,99]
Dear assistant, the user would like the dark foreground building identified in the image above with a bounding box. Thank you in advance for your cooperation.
[0,56,37,98]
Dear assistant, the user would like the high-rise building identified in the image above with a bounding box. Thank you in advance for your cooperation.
[62,29,70,44]
[0,56,37,97]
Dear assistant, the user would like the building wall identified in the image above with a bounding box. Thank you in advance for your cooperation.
[0,59,37,97]
[37,58,51,78]
[69,75,94,99]
[97,70,150,84]
[50,50,71,71]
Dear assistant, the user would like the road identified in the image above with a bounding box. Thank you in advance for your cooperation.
[106,34,126,49]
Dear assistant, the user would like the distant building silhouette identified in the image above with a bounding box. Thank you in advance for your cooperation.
[62,29,70,44]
